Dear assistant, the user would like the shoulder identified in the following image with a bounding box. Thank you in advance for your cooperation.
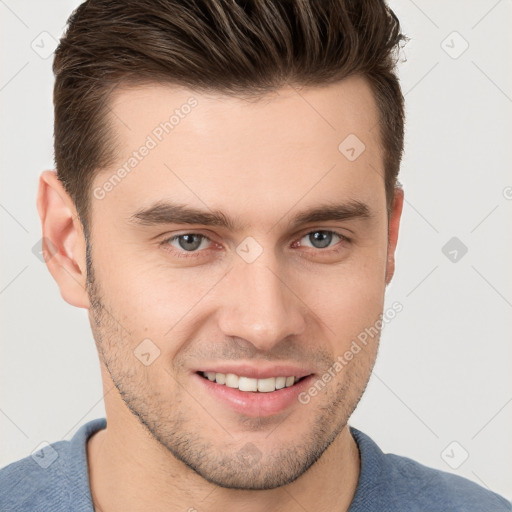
[383,452,511,511]
[349,427,511,512]
[0,418,106,512]
[0,439,69,511]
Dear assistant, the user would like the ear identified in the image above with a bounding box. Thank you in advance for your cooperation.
[385,186,404,285]
[36,170,90,309]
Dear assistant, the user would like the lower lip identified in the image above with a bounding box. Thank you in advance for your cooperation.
[193,373,315,417]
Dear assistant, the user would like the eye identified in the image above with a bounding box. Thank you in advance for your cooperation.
[296,230,347,250]
[164,233,213,255]
[160,229,349,260]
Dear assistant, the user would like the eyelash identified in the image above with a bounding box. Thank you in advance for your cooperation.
[159,230,350,259]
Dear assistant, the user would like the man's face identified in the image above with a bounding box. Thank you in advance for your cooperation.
[86,76,399,489]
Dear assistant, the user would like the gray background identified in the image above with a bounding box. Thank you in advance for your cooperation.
[1,0,511,500]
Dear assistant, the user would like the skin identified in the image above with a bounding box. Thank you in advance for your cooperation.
[37,75,403,512]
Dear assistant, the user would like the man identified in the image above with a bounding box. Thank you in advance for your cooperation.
[1,0,510,510]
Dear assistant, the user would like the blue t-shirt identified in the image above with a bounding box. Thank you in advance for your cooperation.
[1,418,510,511]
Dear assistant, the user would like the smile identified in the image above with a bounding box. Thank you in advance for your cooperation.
[198,371,307,393]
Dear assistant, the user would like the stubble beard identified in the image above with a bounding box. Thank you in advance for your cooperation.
[85,247,375,490]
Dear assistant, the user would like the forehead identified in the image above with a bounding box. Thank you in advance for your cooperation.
[93,76,385,225]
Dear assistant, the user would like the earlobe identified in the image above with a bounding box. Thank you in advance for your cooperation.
[36,170,90,309]
[385,186,404,285]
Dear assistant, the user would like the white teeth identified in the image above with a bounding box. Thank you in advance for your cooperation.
[225,373,239,388]
[257,377,276,393]
[239,376,258,392]
[275,376,286,389]
[201,372,300,392]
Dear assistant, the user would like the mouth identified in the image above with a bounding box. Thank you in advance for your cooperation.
[197,371,311,393]
[194,369,316,417]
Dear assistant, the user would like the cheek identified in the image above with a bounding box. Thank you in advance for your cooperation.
[321,282,384,340]
[94,248,225,340]
[302,251,387,349]
[310,234,388,299]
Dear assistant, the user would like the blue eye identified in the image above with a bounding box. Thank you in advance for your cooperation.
[299,230,344,250]
[166,234,211,253]
[160,229,348,259]
[303,231,340,249]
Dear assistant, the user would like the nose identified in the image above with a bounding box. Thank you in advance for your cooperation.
[216,252,307,352]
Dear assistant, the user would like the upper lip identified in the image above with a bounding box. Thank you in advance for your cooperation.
[195,363,314,380]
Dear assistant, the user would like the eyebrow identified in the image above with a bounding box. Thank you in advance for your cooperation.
[130,199,372,232]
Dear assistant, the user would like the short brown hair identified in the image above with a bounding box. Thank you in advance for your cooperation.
[53,0,407,229]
